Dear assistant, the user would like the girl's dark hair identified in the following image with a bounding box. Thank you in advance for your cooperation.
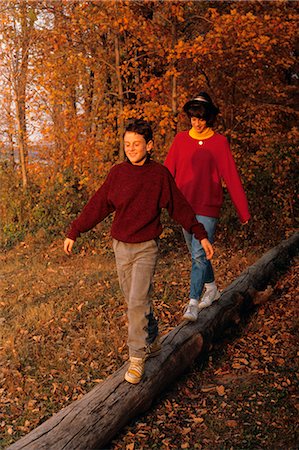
[124,119,153,143]
[183,92,219,127]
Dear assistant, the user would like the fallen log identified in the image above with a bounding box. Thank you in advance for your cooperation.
[9,232,299,450]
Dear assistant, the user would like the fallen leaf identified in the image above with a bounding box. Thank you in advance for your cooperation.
[232,363,242,369]
[226,420,238,427]
[201,386,215,393]
[238,358,249,365]
[216,385,225,396]
[77,302,85,312]
[193,417,204,424]
[253,286,273,304]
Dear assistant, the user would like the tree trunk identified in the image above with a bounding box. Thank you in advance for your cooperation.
[115,33,125,161]
[8,233,299,450]
[12,1,35,190]
[85,69,95,134]
[7,109,16,170]
[170,21,178,141]
[15,97,28,190]
[9,132,15,169]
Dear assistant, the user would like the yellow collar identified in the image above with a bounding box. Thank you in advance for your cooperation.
[189,127,214,141]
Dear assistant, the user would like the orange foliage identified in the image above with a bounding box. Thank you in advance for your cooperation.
[0,1,297,245]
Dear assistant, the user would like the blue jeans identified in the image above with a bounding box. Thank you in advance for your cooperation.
[183,215,218,300]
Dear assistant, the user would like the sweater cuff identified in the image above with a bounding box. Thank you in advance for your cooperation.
[192,222,208,242]
[66,226,80,241]
[240,213,251,224]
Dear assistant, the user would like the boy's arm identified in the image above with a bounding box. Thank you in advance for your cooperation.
[64,238,74,255]
[66,175,114,243]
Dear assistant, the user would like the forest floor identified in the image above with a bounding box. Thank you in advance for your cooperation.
[0,228,298,449]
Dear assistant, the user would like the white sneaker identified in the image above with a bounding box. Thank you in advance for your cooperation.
[183,302,199,321]
[198,289,221,311]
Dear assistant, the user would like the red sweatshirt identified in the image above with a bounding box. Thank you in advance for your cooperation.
[67,159,208,244]
[164,131,250,223]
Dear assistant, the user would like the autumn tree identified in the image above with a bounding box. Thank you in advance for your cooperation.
[0,0,297,247]
[186,3,298,228]
[0,1,38,190]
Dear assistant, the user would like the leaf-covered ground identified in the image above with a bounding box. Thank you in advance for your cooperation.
[0,230,298,449]
[110,259,298,450]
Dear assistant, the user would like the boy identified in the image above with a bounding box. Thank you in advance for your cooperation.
[64,119,213,384]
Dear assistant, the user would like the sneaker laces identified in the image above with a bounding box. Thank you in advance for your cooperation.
[146,337,161,357]
[184,303,198,314]
[127,357,144,377]
[199,289,220,308]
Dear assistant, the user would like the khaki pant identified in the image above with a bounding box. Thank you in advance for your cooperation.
[113,239,159,358]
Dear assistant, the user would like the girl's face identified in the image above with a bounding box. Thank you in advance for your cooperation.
[124,132,153,166]
[191,116,208,133]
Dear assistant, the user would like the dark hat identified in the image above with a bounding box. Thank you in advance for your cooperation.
[183,92,219,116]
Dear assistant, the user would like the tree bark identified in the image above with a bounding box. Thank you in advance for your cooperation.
[114,33,125,161]
[14,3,29,190]
[8,233,299,450]
[170,21,178,141]
[15,97,28,189]
[11,1,36,190]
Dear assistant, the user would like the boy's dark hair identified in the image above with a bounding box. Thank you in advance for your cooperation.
[183,91,219,127]
[124,119,153,143]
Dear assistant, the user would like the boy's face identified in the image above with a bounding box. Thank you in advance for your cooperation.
[124,132,153,166]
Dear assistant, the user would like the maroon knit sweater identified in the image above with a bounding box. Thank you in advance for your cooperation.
[67,159,208,244]
[165,132,250,223]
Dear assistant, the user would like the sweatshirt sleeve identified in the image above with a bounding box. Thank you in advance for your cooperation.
[67,172,115,241]
[217,138,250,223]
[164,137,178,177]
[161,168,208,242]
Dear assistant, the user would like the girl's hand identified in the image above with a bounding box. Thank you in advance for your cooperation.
[201,238,214,260]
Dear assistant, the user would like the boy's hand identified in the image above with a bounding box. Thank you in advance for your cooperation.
[64,238,75,255]
[201,238,214,260]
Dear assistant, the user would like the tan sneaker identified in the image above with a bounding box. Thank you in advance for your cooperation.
[125,357,145,384]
